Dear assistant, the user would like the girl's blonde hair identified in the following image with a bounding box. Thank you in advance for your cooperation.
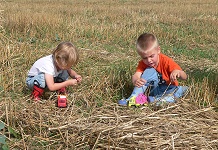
[52,42,79,69]
[136,33,159,53]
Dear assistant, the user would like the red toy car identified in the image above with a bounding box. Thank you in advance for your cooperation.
[57,95,67,108]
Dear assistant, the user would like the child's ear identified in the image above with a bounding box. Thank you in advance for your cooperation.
[157,46,161,54]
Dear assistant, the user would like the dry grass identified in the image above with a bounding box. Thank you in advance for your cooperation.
[3,98,218,149]
[0,0,218,149]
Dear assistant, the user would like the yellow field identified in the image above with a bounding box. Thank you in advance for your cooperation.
[0,0,218,149]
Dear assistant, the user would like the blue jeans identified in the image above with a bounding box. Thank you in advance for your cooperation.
[128,68,188,102]
[26,70,69,90]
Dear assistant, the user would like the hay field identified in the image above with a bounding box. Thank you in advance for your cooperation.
[0,0,218,149]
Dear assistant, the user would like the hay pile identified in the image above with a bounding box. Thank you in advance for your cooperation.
[1,95,218,149]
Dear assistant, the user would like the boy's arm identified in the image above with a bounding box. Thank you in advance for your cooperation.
[67,69,82,83]
[170,69,188,81]
[132,72,146,87]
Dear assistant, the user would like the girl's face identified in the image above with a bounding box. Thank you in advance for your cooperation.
[55,61,71,71]
[138,46,160,68]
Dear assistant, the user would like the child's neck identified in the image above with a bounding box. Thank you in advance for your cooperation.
[56,66,61,71]
[154,55,160,69]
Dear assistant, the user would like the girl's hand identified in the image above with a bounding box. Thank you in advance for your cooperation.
[170,70,181,81]
[68,79,78,86]
[134,78,146,87]
[74,75,82,83]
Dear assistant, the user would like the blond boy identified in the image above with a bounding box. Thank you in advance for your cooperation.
[119,33,188,105]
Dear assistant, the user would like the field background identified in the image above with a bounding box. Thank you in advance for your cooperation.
[0,0,218,149]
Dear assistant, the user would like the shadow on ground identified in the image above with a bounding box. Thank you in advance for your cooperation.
[187,68,218,94]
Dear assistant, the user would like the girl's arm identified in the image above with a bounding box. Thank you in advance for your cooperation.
[67,69,82,83]
[45,73,77,91]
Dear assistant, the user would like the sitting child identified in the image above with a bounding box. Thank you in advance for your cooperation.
[118,33,188,106]
[26,42,82,101]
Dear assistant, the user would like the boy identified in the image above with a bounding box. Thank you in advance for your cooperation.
[26,42,82,101]
[118,33,188,106]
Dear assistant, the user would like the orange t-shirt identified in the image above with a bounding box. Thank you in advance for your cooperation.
[136,53,182,86]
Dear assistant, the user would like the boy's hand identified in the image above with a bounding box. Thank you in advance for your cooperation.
[134,78,146,87]
[170,70,181,81]
[74,75,82,83]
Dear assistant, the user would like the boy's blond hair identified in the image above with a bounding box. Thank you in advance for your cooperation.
[52,42,79,69]
[136,33,159,53]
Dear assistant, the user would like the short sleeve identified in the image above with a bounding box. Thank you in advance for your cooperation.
[167,58,182,73]
[136,60,148,73]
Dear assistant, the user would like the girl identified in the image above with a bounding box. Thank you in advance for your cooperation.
[26,42,82,101]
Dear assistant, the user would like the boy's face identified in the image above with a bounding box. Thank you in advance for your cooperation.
[138,46,160,68]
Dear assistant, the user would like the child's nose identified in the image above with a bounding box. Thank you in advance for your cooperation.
[147,57,152,62]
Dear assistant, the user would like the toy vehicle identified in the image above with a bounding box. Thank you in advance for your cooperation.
[57,95,67,108]
[128,94,148,107]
